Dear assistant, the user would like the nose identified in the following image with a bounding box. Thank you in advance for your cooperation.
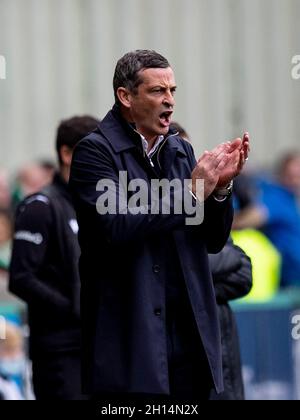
[163,90,175,108]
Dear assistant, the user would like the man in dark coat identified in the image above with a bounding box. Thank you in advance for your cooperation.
[9,116,99,400]
[70,50,250,399]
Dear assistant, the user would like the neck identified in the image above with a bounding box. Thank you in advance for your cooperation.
[119,106,158,152]
[60,165,70,183]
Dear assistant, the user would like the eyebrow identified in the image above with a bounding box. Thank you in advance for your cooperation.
[150,85,177,90]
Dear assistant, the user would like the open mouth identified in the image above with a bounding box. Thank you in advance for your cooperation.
[159,111,173,127]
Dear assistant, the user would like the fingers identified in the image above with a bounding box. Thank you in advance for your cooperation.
[216,153,230,171]
[197,150,213,165]
[237,133,250,173]
[242,132,250,160]
[196,132,250,176]
[198,146,223,164]
[211,142,231,156]
[243,132,250,143]
[198,150,228,173]
[227,132,250,168]
[228,138,242,153]
[244,144,249,161]
[197,142,231,164]
[237,150,245,173]
[210,137,242,156]
[199,133,249,160]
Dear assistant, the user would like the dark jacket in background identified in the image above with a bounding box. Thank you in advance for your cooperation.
[9,174,81,358]
[209,241,252,400]
[9,173,83,400]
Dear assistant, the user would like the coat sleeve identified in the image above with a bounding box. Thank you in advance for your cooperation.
[9,199,73,314]
[210,242,253,303]
[69,137,204,244]
[202,195,234,253]
[209,240,242,276]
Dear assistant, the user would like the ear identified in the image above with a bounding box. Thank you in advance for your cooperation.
[60,145,73,167]
[117,87,132,109]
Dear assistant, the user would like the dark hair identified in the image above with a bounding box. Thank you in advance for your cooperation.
[113,50,170,104]
[56,116,100,165]
[38,159,56,172]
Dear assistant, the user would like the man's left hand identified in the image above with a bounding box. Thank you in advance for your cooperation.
[216,132,250,188]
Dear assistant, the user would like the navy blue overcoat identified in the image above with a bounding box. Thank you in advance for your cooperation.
[70,105,233,395]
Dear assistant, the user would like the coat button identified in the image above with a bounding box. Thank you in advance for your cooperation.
[154,309,162,316]
[153,265,160,274]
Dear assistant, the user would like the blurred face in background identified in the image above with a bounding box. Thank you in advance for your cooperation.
[0,212,11,245]
[280,155,300,195]
[17,163,53,197]
[0,171,11,209]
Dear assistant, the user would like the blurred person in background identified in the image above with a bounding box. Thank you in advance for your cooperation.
[0,210,25,305]
[38,159,56,182]
[0,209,12,273]
[0,322,25,400]
[171,122,253,399]
[234,152,300,289]
[259,152,300,288]
[9,116,99,400]
[209,240,252,400]
[11,161,55,210]
[0,170,11,210]
[232,173,281,301]
[0,209,23,304]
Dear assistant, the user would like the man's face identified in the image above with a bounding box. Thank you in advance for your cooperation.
[128,67,176,141]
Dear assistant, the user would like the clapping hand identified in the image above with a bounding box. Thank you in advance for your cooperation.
[191,133,250,200]
[217,132,250,188]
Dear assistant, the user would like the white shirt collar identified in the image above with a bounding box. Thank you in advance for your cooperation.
[139,134,165,158]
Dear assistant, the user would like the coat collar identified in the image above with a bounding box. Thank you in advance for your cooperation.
[97,104,187,158]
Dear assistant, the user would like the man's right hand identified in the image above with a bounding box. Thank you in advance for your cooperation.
[191,141,240,201]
